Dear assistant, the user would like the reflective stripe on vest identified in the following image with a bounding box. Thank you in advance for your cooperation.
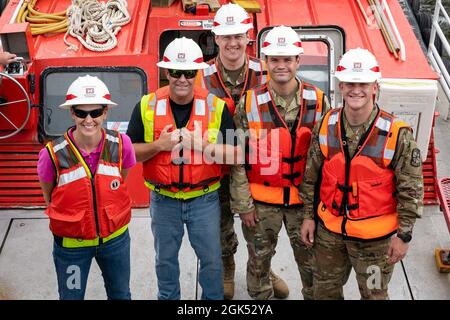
[140,86,225,199]
[140,92,157,143]
[317,107,410,240]
[58,166,87,187]
[244,82,324,206]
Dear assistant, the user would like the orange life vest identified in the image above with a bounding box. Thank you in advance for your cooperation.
[45,129,132,239]
[245,82,325,207]
[196,56,268,115]
[141,86,225,198]
[318,107,410,240]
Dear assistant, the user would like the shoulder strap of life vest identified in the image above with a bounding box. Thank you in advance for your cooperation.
[247,56,269,88]
[101,129,123,170]
[245,84,275,138]
[319,108,340,159]
[140,88,164,143]
[379,111,411,167]
[301,82,324,129]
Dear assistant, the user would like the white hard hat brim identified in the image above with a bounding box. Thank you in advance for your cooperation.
[261,46,304,56]
[59,97,117,109]
[212,24,253,36]
[335,73,380,83]
[156,61,209,70]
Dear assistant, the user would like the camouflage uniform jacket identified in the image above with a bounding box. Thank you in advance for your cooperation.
[215,55,249,106]
[230,79,330,214]
[299,106,424,235]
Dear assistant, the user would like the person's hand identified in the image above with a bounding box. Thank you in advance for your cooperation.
[0,52,17,66]
[156,124,180,152]
[301,218,316,247]
[240,209,258,228]
[180,121,208,152]
[387,236,409,265]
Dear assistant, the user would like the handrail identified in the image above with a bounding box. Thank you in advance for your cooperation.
[427,0,450,103]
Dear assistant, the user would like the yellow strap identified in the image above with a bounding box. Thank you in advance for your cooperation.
[61,224,128,248]
[144,181,221,200]
[208,96,225,143]
[46,142,60,183]
[140,93,155,143]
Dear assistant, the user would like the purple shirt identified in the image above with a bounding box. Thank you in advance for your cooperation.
[37,129,136,183]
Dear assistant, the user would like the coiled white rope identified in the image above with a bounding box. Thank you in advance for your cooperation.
[64,0,131,52]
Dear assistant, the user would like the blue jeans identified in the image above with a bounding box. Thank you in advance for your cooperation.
[52,229,131,300]
[150,190,223,300]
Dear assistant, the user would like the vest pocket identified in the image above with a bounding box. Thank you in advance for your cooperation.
[320,172,343,216]
[46,207,87,238]
[103,201,132,234]
[350,176,396,219]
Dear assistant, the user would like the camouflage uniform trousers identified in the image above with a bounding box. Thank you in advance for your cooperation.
[313,223,395,300]
[243,202,314,300]
[220,174,238,258]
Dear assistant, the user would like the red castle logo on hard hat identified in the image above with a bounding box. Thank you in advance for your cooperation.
[85,87,95,96]
[277,37,286,46]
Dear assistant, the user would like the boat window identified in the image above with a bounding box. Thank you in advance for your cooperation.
[297,41,329,96]
[41,68,146,138]
[257,26,345,107]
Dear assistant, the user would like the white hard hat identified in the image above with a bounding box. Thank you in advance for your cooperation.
[211,3,252,36]
[335,48,381,83]
[59,75,117,109]
[261,25,304,56]
[157,37,208,70]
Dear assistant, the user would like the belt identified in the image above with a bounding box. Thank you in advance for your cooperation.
[54,224,128,248]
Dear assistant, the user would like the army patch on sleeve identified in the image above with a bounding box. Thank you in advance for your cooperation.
[410,148,421,167]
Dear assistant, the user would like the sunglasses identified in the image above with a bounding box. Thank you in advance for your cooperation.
[72,107,105,119]
[167,69,198,79]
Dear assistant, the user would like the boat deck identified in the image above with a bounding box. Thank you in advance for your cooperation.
[0,118,449,300]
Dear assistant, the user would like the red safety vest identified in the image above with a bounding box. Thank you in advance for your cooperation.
[245,82,325,207]
[45,129,132,239]
[318,107,410,240]
[141,86,225,198]
[196,56,268,115]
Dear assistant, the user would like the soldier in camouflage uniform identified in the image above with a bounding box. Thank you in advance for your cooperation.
[231,26,329,300]
[300,48,423,300]
[195,3,282,300]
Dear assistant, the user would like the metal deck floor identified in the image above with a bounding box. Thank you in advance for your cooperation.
[0,118,449,300]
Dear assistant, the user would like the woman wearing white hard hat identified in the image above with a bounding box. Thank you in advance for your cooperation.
[231,25,330,300]
[38,75,136,300]
[300,48,423,299]
[127,37,238,300]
